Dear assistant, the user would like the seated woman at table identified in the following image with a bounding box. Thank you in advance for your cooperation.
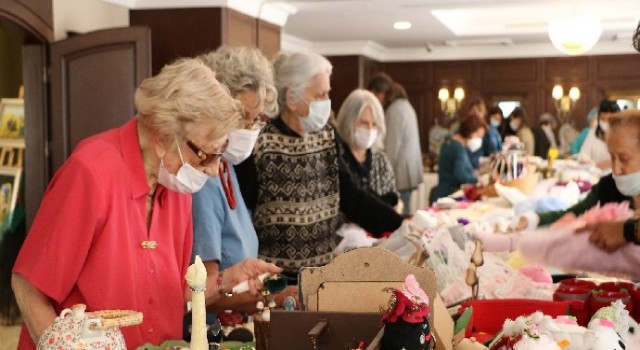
[335,89,400,211]
[517,110,640,252]
[430,115,487,203]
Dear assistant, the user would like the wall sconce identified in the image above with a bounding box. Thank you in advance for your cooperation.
[438,87,465,118]
[552,84,580,121]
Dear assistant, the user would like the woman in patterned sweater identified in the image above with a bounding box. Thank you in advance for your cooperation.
[236,52,404,282]
[335,89,401,212]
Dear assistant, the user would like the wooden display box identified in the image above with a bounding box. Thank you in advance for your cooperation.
[292,247,454,350]
[269,310,382,350]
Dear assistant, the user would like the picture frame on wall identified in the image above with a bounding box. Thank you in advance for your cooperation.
[0,167,21,225]
[0,98,25,138]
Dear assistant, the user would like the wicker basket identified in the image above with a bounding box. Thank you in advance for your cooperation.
[478,172,540,197]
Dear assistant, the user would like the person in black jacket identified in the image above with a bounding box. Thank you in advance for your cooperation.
[518,110,640,252]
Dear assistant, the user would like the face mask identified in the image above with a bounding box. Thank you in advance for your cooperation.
[466,137,483,152]
[353,127,378,150]
[613,172,640,197]
[157,140,209,194]
[490,119,501,128]
[509,121,519,131]
[222,128,260,165]
[299,99,331,133]
[599,121,609,133]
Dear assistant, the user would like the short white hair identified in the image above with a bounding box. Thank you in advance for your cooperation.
[336,89,386,150]
[273,51,332,113]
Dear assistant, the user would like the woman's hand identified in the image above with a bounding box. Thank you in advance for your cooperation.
[221,259,282,296]
[576,220,626,252]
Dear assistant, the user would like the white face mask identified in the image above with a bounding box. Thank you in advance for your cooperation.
[299,99,331,133]
[613,172,640,197]
[353,127,378,150]
[466,137,483,152]
[599,121,610,133]
[157,139,209,194]
[509,121,519,131]
[490,119,501,128]
[222,128,260,165]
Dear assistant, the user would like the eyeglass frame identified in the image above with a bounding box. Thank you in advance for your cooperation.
[185,138,229,166]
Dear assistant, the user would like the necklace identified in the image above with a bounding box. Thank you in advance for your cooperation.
[219,160,237,209]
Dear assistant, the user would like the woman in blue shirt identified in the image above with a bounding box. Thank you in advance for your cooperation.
[193,46,278,312]
[431,115,487,203]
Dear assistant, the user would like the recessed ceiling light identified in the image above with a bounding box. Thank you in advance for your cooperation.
[393,21,412,30]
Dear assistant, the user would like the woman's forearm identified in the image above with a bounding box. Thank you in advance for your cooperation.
[11,273,57,344]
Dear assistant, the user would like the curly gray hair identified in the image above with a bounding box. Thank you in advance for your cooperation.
[199,46,278,116]
[272,51,332,114]
[336,89,386,150]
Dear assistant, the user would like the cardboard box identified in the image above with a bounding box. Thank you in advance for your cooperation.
[299,247,454,350]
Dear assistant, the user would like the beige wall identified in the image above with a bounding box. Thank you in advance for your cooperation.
[53,0,128,40]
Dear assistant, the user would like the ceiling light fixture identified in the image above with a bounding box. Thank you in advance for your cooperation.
[393,21,412,30]
[548,16,602,55]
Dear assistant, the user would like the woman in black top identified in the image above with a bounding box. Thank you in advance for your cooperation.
[335,89,400,210]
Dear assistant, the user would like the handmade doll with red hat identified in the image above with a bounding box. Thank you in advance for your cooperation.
[381,274,434,350]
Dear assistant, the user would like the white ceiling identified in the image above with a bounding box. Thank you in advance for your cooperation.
[102,0,640,60]
[277,0,640,61]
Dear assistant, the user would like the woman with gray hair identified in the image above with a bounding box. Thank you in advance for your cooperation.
[236,52,404,284]
[193,46,278,312]
[336,89,400,210]
[11,57,280,349]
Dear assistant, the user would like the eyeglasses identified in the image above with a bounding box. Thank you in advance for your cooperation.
[244,113,268,130]
[186,139,229,166]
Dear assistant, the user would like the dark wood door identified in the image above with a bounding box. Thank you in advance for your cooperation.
[49,26,151,174]
[22,27,150,227]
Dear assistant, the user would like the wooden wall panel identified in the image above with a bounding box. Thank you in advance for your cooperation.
[433,61,473,84]
[382,62,428,85]
[223,9,256,47]
[257,19,280,58]
[130,8,223,75]
[480,59,538,83]
[545,57,588,82]
[326,55,361,114]
[596,55,640,81]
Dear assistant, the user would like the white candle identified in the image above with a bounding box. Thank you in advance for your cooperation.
[185,255,208,350]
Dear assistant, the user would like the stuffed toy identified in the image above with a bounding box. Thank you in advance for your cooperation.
[542,316,596,350]
[381,274,434,350]
[487,312,562,350]
[487,302,638,350]
[518,202,640,279]
[587,300,640,350]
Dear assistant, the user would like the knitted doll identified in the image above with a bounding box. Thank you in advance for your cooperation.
[381,274,434,350]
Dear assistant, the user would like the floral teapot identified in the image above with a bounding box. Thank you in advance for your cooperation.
[37,304,143,350]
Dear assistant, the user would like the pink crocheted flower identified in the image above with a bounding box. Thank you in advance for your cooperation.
[403,274,430,305]
[580,202,633,224]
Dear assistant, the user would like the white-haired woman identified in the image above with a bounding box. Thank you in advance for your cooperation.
[12,58,280,349]
[193,46,278,313]
[336,89,400,211]
[236,52,404,284]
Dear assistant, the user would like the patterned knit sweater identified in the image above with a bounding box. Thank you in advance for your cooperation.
[253,122,343,272]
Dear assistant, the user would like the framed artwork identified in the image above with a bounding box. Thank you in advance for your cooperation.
[0,167,21,224]
[0,98,24,138]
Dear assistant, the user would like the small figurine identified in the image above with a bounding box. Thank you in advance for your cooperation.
[283,295,297,311]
